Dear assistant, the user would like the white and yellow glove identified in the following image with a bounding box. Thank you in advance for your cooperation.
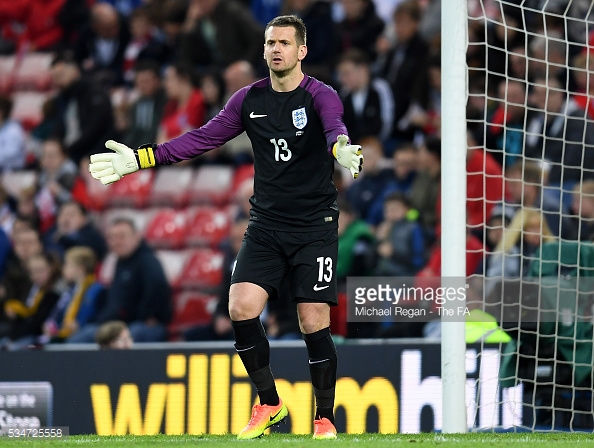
[89,140,156,185]
[333,134,363,179]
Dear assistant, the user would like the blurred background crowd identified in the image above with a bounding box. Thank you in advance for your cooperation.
[0,0,594,349]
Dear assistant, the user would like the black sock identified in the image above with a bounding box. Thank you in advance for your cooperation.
[232,317,279,406]
[303,327,337,424]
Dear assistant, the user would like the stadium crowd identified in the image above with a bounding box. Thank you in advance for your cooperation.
[1,0,594,348]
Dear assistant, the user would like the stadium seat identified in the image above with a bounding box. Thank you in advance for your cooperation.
[1,170,37,198]
[145,208,190,250]
[0,55,16,93]
[168,290,218,340]
[185,206,232,248]
[12,52,53,91]
[106,169,155,208]
[232,163,254,191]
[83,172,113,211]
[179,248,224,292]
[155,250,189,289]
[149,166,194,208]
[10,91,48,130]
[187,165,234,206]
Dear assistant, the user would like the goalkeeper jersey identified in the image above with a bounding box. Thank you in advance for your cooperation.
[156,75,347,230]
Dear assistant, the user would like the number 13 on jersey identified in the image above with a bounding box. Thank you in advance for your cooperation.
[270,138,292,161]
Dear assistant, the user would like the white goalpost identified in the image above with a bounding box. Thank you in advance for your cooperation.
[445,0,594,433]
[441,0,469,434]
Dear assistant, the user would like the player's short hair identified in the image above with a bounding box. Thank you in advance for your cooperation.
[266,15,307,46]
[95,321,128,349]
[64,246,97,274]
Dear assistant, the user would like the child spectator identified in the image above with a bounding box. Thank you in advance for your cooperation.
[375,192,425,276]
[42,246,105,343]
[95,320,133,349]
[0,252,62,349]
[0,94,26,172]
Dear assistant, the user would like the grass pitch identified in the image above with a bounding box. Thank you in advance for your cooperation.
[2,433,594,447]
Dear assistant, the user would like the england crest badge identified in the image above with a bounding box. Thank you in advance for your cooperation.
[292,107,307,129]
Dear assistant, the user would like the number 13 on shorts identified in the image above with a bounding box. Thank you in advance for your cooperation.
[314,256,332,291]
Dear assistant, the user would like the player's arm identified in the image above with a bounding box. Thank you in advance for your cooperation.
[89,88,248,185]
[311,82,364,179]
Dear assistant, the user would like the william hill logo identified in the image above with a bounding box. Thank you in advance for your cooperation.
[90,353,398,435]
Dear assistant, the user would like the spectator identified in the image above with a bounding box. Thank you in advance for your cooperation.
[375,191,425,277]
[375,0,430,145]
[336,199,374,284]
[282,0,335,85]
[406,52,441,138]
[184,218,249,341]
[337,199,376,339]
[50,51,115,166]
[0,227,43,319]
[485,79,527,168]
[178,0,264,71]
[525,76,594,187]
[334,0,384,63]
[0,94,26,172]
[464,129,504,231]
[200,70,226,121]
[121,60,167,149]
[409,136,440,242]
[95,320,133,349]
[44,201,108,261]
[486,208,555,281]
[158,0,188,66]
[74,2,131,86]
[571,51,594,119]
[345,136,394,222]
[501,160,576,240]
[42,246,105,342]
[122,5,167,85]
[99,0,143,18]
[336,49,394,144]
[0,252,62,349]
[220,61,257,164]
[366,142,417,227]
[35,138,78,233]
[571,180,594,242]
[157,62,206,143]
[0,0,66,53]
[67,218,172,343]
[234,178,254,221]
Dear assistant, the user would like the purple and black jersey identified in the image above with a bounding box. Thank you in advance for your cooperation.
[156,75,348,230]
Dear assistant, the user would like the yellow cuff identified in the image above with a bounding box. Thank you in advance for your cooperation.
[136,145,156,169]
[332,142,338,158]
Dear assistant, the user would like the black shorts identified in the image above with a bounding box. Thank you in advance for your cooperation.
[231,224,338,305]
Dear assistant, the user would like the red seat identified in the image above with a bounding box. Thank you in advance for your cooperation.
[179,248,224,292]
[232,164,254,191]
[155,250,189,289]
[107,169,155,208]
[145,209,189,250]
[330,292,348,337]
[12,52,53,91]
[168,291,217,340]
[185,206,232,248]
[10,92,48,130]
[150,166,194,208]
[0,56,16,93]
[187,165,234,206]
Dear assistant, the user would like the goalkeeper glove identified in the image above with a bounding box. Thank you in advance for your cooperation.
[89,140,156,185]
[333,134,363,179]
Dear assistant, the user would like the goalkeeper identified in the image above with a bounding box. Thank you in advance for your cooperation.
[89,15,362,440]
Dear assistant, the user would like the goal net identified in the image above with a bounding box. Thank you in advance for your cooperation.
[465,0,594,432]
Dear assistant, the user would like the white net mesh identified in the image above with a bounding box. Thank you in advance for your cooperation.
[466,0,594,431]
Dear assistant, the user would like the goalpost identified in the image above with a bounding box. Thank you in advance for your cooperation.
[444,0,594,432]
